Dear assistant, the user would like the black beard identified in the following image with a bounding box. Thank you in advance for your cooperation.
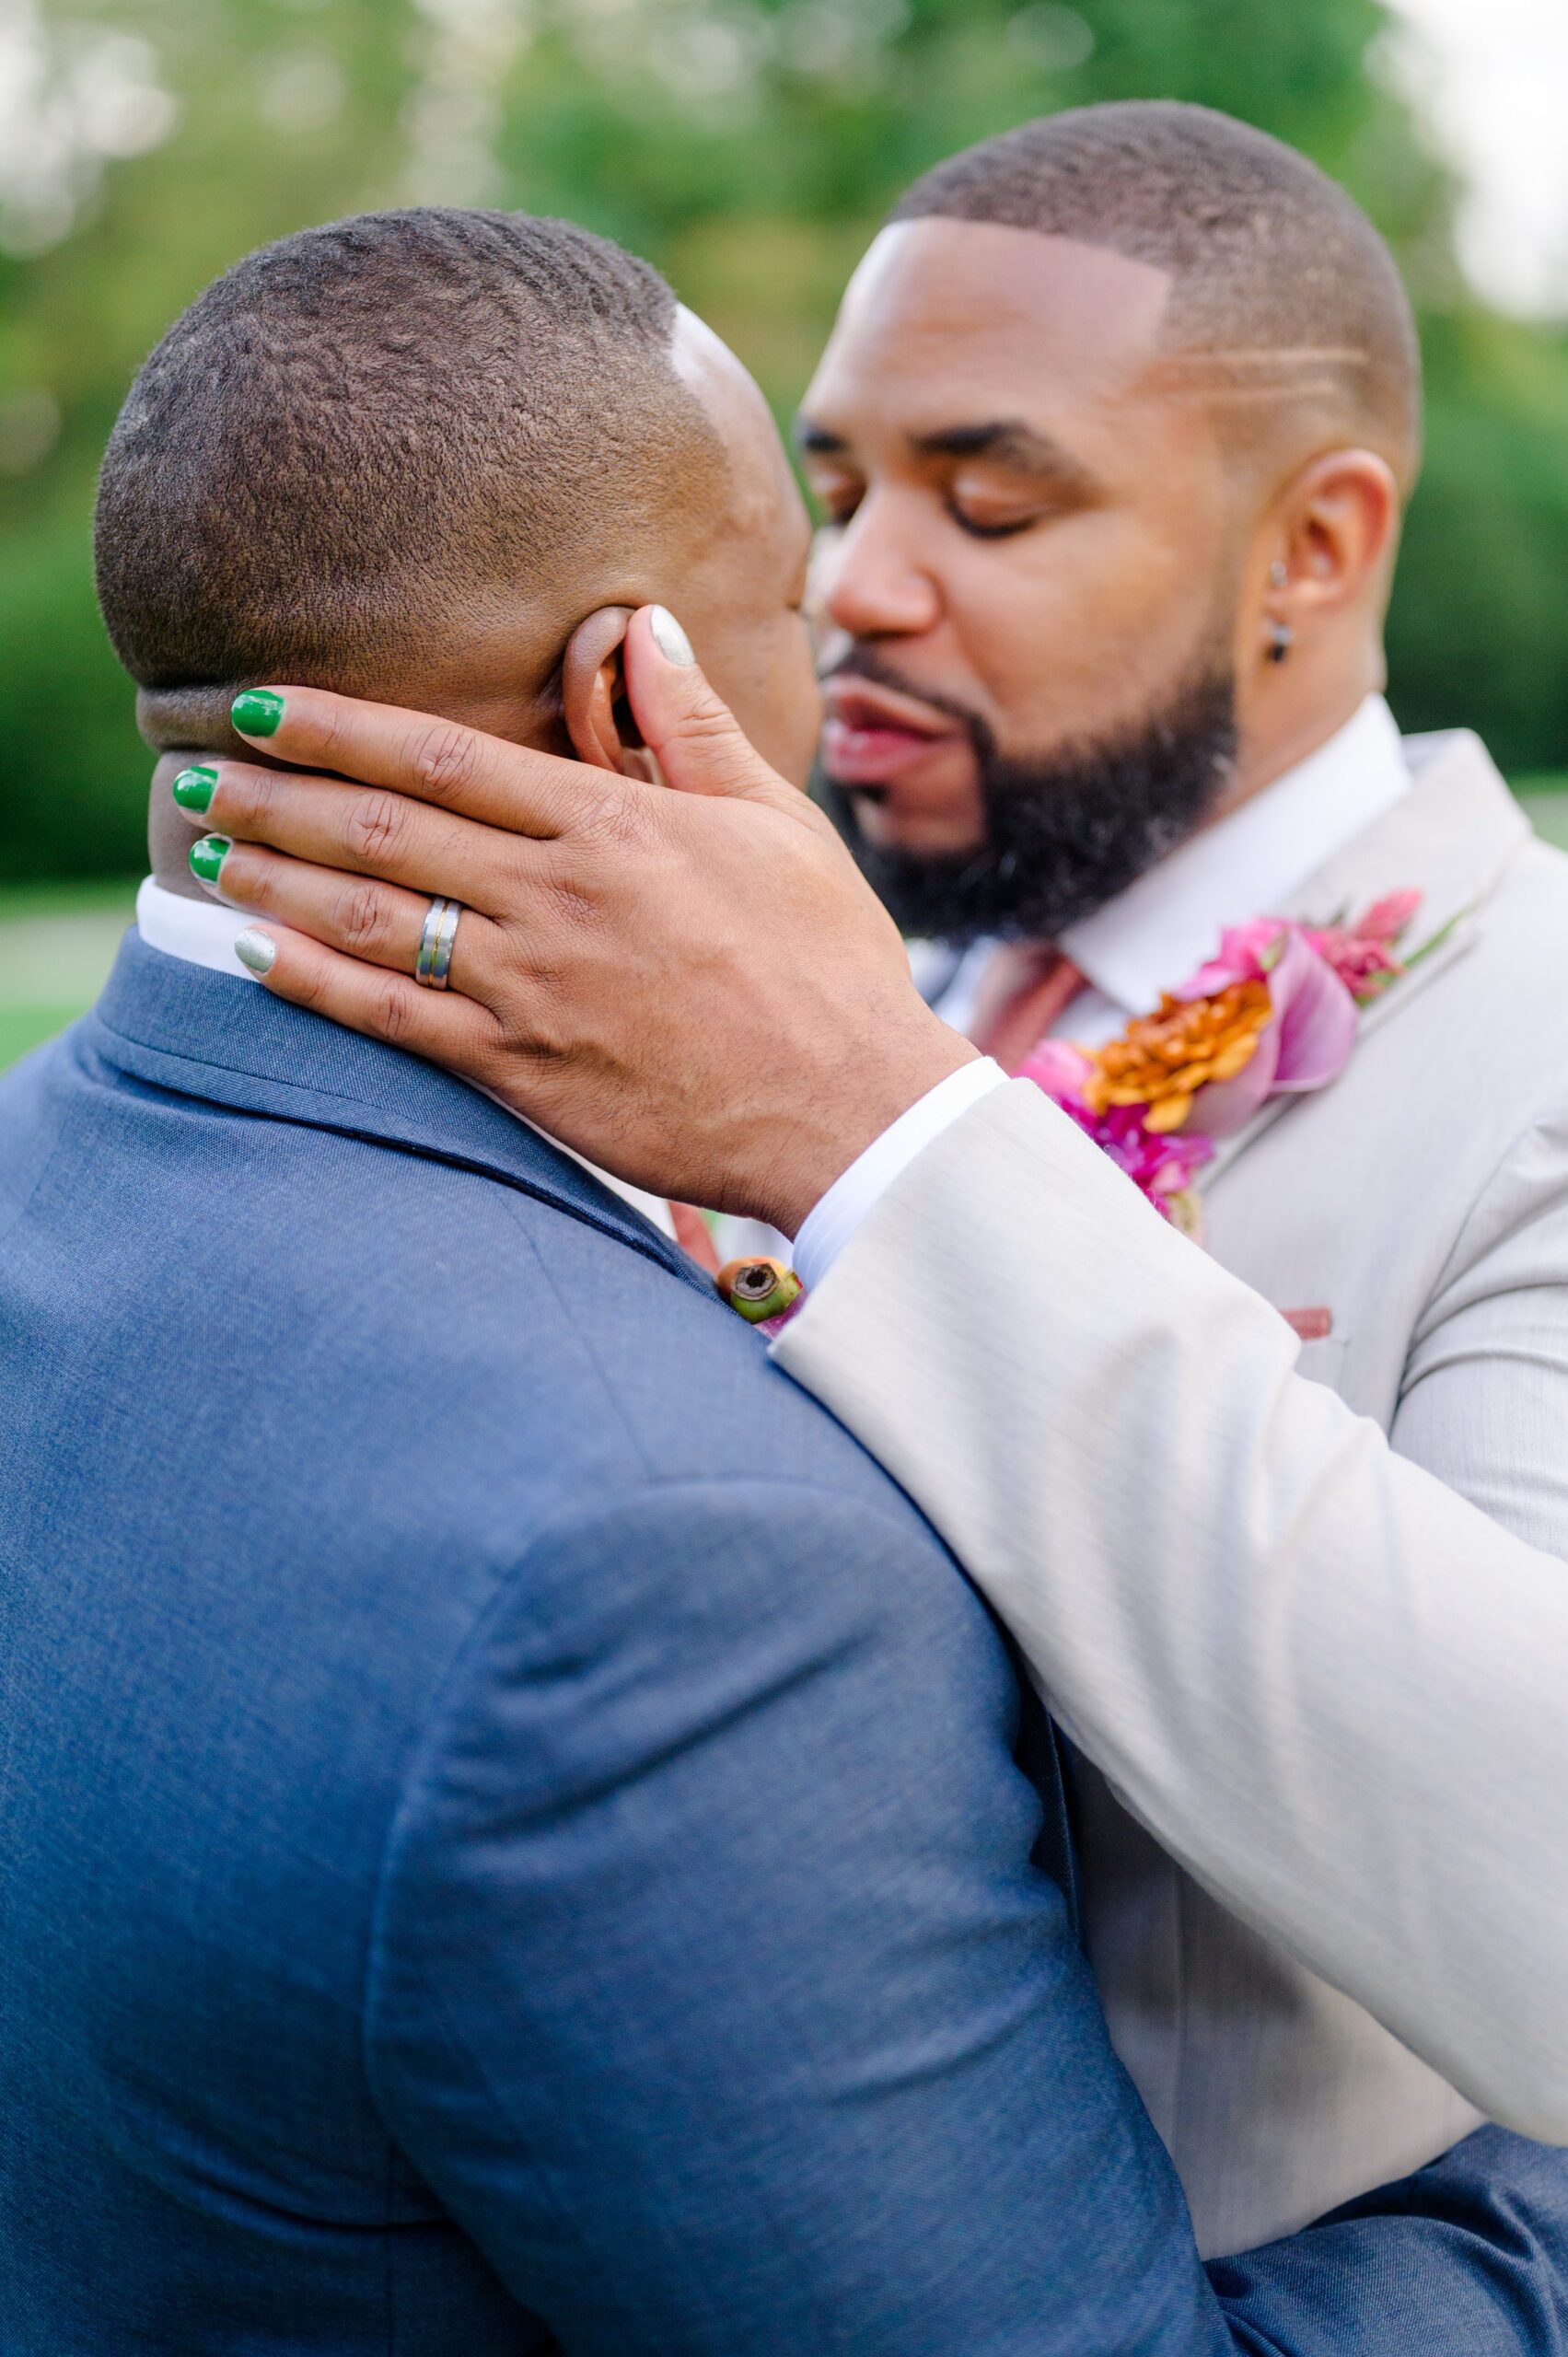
[819,665,1239,947]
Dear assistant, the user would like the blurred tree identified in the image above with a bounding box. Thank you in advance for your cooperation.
[1,0,1565,879]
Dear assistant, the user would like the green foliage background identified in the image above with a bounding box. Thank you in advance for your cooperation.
[4,0,1567,881]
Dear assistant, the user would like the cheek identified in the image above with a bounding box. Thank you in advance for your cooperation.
[710,614,821,788]
[949,511,1221,742]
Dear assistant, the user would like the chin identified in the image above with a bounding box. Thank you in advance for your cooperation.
[839,787,984,859]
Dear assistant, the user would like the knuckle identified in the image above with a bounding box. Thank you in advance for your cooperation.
[460,1004,512,1076]
[542,866,600,935]
[676,694,735,747]
[512,995,567,1062]
[576,779,643,854]
[285,957,329,1015]
[369,975,416,1046]
[407,720,480,802]
[331,878,390,954]
[308,698,347,769]
[250,767,296,839]
[345,788,412,868]
[227,849,275,911]
[225,763,281,834]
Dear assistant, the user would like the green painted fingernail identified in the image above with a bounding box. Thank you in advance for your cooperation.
[189,834,230,886]
[231,688,285,737]
[172,763,218,813]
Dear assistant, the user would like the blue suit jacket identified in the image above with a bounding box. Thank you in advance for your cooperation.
[2,933,1565,2353]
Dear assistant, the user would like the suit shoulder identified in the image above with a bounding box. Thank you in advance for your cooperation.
[492,1182,938,1516]
[1406,835,1568,1186]
[1482,833,1568,988]
[1404,833,1568,1072]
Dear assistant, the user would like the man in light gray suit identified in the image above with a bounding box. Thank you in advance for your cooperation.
[172,107,1568,2268]
[778,103,1564,2254]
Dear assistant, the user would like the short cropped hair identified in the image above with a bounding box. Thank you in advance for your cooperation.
[96,209,716,693]
[890,102,1421,481]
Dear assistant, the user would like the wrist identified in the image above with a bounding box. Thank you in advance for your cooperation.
[754,1012,980,1242]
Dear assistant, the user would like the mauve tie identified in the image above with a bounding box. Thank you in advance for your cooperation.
[668,1198,722,1275]
[970,946,1087,1073]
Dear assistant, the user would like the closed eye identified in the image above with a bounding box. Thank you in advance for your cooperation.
[947,502,1048,540]
[800,461,863,530]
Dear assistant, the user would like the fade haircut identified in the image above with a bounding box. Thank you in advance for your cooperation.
[889,101,1421,485]
[96,209,718,698]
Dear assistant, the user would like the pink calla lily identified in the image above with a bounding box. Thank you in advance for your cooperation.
[1176,917,1284,1001]
[1271,924,1362,1088]
[1184,923,1359,1138]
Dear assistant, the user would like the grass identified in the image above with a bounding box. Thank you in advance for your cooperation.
[5,789,1568,1074]
[0,1004,93,1068]
[0,879,143,923]
[0,878,139,1074]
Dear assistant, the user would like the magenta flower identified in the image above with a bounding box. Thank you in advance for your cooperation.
[1061,1098,1214,1204]
[1304,891,1423,1004]
[1016,1041,1213,1225]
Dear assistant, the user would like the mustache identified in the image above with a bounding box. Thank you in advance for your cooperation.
[819,659,1238,949]
[819,645,994,749]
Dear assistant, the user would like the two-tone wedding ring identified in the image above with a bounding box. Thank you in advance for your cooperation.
[414,895,462,990]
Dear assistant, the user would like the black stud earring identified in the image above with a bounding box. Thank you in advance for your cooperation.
[1265,562,1291,661]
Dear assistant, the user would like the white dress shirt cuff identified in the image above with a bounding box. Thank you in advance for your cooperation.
[791,1057,1009,1293]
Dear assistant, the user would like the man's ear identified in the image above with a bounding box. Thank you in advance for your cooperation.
[561,606,656,780]
[1271,448,1400,625]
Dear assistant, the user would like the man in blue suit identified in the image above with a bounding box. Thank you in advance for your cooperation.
[3,207,1566,2352]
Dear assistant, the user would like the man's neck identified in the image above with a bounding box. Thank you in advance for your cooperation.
[1222,646,1385,828]
[1235,700,1368,812]
[148,749,215,900]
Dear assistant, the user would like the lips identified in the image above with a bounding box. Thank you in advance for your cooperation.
[820,678,962,788]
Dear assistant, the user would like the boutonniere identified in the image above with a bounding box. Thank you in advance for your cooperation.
[1018,891,1434,1237]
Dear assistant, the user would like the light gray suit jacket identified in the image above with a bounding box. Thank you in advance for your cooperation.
[775,730,1568,2256]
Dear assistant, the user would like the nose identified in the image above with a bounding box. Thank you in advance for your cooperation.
[817,491,943,642]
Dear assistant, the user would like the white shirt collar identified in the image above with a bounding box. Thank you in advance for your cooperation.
[133,877,679,1243]
[1056,692,1411,1016]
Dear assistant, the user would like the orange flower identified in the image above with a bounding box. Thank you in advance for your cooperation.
[1084,979,1273,1134]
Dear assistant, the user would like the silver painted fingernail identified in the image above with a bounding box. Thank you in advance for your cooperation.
[648,605,695,666]
[233,927,276,977]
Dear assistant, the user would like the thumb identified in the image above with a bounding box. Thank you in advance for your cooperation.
[621,604,790,803]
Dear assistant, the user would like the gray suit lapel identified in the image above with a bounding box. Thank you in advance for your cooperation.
[1201,732,1530,1186]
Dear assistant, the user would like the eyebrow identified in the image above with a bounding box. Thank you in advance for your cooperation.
[795,413,1098,492]
[911,419,1096,487]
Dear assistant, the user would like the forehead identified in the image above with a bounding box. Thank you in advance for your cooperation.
[805,218,1175,437]
[671,305,805,546]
